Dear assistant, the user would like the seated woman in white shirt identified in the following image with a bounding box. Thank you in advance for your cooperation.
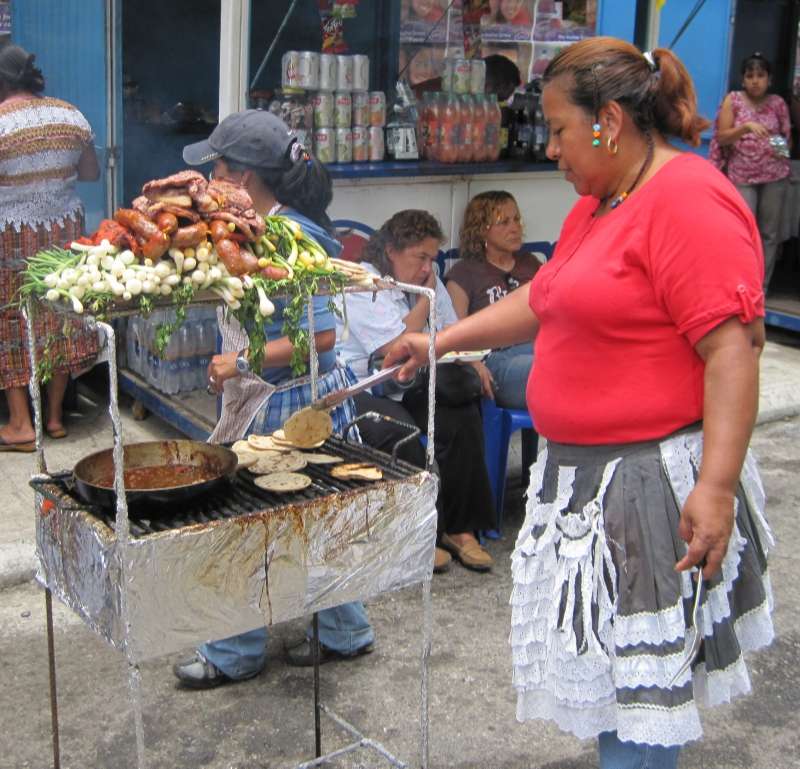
[336,210,495,574]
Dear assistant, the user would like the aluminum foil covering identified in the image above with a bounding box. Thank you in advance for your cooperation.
[36,473,438,662]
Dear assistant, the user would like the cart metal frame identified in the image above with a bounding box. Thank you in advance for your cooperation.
[26,278,439,769]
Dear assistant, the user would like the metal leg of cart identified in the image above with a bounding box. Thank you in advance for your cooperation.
[24,301,63,769]
[45,588,61,769]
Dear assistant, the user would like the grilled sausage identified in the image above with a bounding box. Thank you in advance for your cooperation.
[261,265,289,281]
[114,208,160,240]
[171,221,209,248]
[215,238,258,276]
[209,219,231,244]
[140,231,171,261]
[155,211,179,234]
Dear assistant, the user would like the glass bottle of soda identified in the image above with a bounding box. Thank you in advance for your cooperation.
[499,98,513,159]
[485,94,502,162]
[457,94,474,163]
[424,92,442,161]
[439,93,460,164]
[471,94,488,162]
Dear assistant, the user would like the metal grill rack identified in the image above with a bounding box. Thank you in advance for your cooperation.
[26,278,440,769]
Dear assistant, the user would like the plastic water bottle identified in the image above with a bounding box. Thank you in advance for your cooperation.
[195,317,216,390]
[126,317,141,375]
[178,323,197,392]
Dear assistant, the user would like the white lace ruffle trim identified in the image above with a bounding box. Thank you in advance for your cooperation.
[510,436,775,746]
[515,689,703,747]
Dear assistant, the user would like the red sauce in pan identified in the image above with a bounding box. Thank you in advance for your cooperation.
[94,464,213,489]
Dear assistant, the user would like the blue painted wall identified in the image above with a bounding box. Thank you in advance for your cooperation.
[597,0,638,42]
[657,0,733,129]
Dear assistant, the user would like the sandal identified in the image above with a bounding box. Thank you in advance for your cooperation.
[0,434,35,453]
[46,426,68,439]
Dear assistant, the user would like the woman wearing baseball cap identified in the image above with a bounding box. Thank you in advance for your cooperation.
[173,110,375,688]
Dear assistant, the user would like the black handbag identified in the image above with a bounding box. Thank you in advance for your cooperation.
[412,362,483,407]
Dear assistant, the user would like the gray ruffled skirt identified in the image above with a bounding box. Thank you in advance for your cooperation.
[510,427,774,747]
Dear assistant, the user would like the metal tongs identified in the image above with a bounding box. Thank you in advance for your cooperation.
[669,567,706,687]
[663,456,707,688]
[308,363,404,412]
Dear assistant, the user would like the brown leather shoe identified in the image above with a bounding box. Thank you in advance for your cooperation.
[433,547,452,574]
[441,534,493,572]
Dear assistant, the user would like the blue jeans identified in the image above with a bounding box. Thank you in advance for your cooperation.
[598,732,681,769]
[200,602,373,679]
[485,343,533,410]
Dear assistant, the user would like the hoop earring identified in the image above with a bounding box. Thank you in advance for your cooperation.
[607,136,619,156]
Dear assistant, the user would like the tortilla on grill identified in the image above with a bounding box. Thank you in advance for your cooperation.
[247,434,293,452]
[252,451,308,475]
[330,463,383,481]
[302,452,344,465]
[254,472,312,492]
[235,451,260,469]
[281,408,333,449]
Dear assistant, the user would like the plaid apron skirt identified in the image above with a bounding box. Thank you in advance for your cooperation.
[510,426,774,747]
[0,215,98,389]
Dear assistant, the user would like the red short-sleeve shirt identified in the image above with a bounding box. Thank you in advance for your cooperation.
[527,153,764,445]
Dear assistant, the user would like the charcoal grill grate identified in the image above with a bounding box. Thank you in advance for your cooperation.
[32,437,422,538]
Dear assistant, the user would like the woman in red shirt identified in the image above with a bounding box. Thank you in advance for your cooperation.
[384,37,773,769]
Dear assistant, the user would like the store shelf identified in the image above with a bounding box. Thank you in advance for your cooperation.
[765,295,800,334]
[327,158,557,180]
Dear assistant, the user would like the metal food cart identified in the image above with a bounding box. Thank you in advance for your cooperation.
[26,278,441,769]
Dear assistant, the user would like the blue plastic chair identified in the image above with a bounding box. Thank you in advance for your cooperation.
[481,397,538,535]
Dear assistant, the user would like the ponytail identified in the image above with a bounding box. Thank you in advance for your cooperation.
[648,48,709,147]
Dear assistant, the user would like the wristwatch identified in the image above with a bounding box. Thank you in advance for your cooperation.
[235,349,251,374]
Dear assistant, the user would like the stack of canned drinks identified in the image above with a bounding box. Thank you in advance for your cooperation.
[441,57,486,95]
[282,51,387,164]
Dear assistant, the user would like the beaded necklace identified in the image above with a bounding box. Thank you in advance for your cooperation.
[606,133,655,210]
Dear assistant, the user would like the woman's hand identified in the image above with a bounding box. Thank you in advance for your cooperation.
[383,332,433,382]
[469,360,495,398]
[745,121,770,139]
[207,352,238,394]
[675,480,736,579]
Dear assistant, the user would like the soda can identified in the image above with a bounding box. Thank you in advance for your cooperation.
[318,54,337,91]
[281,50,301,89]
[334,92,352,128]
[312,92,335,128]
[313,128,335,164]
[336,55,354,91]
[368,126,385,161]
[351,92,369,126]
[452,58,471,94]
[352,54,369,92]
[335,127,353,163]
[470,59,486,94]
[297,51,319,90]
[442,58,453,92]
[351,125,368,161]
[368,91,386,127]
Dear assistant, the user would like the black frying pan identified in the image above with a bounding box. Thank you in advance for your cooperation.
[73,440,238,511]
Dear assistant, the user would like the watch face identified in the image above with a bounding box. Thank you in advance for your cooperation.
[236,355,249,373]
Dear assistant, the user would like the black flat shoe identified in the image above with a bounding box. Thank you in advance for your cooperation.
[173,652,259,689]
[284,639,375,668]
